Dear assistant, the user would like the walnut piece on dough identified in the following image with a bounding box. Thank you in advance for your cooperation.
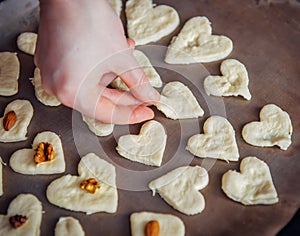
[130,212,185,236]
[126,0,180,45]
[82,113,114,136]
[107,0,122,16]
[55,217,85,236]
[0,52,20,96]
[17,32,37,56]
[242,104,293,150]
[222,156,279,205]
[165,16,233,64]
[187,116,239,162]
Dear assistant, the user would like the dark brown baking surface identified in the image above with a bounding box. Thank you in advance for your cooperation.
[0,0,299,235]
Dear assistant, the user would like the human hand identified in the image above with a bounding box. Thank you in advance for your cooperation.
[35,0,160,124]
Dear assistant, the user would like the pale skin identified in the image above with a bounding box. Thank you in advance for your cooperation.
[35,0,160,124]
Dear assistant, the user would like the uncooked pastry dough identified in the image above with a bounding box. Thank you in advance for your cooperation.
[31,68,61,106]
[165,16,233,64]
[186,116,239,162]
[130,212,185,236]
[0,99,33,143]
[46,153,118,214]
[0,52,20,96]
[116,120,167,166]
[242,104,292,150]
[111,50,162,90]
[17,32,37,56]
[149,166,209,215]
[107,0,122,16]
[55,217,85,236]
[0,157,3,196]
[222,156,279,205]
[10,131,65,175]
[82,114,114,136]
[155,81,204,119]
[0,194,42,236]
[126,0,180,45]
[204,59,251,100]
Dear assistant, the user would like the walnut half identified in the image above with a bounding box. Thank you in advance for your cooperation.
[80,178,100,194]
[9,215,28,228]
[34,142,55,164]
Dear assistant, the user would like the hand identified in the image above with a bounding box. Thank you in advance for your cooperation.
[35,0,160,124]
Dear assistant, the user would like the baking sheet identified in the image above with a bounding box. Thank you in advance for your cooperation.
[0,0,299,235]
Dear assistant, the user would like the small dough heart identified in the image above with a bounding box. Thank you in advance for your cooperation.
[149,166,209,215]
[242,104,293,150]
[82,113,114,136]
[46,153,118,214]
[116,120,166,166]
[17,32,37,56]
[186,116,239,162]
[165,16,233,64]
[155,81,204,120]
[222,156,279,205]
[126,0,180,45]
[55,217,85,236]
[204,59,251,100]
[0,157,3,196]
[0,194,42,236]
[10,131,65,175]
[0,99,33,143]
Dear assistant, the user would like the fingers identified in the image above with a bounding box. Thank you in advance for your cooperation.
[102,87,145,106]
[127,38,135,49]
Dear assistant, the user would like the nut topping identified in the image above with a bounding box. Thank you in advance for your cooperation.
[3,110,17,131]
[34,142,55,164]
[145,220,160,236]
[9,215,28,228]
[80,178,100,194]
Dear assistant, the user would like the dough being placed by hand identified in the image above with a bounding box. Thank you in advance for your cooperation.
[204,59,251,100]
[222,156,279,205]
[46,153,118,214]
[17,32,37,56]
[10,131,65,175]
[130,212,185,236]
[0,194,42,236]
[187,116,239,162]
[165,16,233,64]
[242,104,292,150]
[55,217,85,236]
[107,0,122,16]
[155,81,204,120]
[126,0,180,45]
[116,120,166,166]
[0,52,20,96]
[82,114,114,137]
[149,166,209,215]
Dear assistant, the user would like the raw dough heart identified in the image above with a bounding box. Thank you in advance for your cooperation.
[107,0,122,16]
[0,99,33,143]
[130,212,185,236]
[204,59,251,100]
[0,194,42,236]
[116,120,166,166]
[17,32,37,56]
[0,157,3,196]
[82,113,114,136]
[149,166,209,215]
[155,81,204,120]
[126,0,180,45]
[10,131,65,175]
[165,16,233,64]
[46,153,118,214]
[222,156,279,205]
[186,116,239,162]
[242,104,292,150]
[55,217,85,236]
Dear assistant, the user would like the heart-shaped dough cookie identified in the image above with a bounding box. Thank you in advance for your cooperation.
[82,113,114,136]
[149,166,209,215]
[204,59,251,100]
[46,153,118,214]
[0,99,33,143]
[10,131,65,175]
[165,16,233,64]
[17,32,37,56]
[186,116,239,162]
[155,81,204,120]
[55,217,85,236]
[126,0,180,45]
[116,120,166,166]
[0,194,42,236]
[242,104,293,150]
[222,156,279,205]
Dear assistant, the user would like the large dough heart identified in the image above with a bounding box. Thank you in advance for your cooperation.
[155,81,204,120]
[204,59,251,100]
[116,120,166,166]
[126,0,180,45]
[242,104,293,150]
[186,116,239,162]
[149,166,209,215]
[0,194,42,236]
[46,153,118,214]
[10,131,65,175]
[165,16,233,64]
[222,156,279,205]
